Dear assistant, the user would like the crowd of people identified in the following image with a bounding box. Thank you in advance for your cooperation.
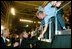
[1,1,70,48]
[1,27,40,48]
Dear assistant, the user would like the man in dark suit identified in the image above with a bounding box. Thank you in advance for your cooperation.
[19,31,30,48]
[1,37,7,48]
[1,28,19,48]
[1,28,10,48]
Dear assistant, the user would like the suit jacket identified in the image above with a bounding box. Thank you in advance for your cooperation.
[19,38,30,48]
[0,37,7,48]
[1,37,14,48]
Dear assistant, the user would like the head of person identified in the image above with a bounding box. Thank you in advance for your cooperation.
[2,28,10,38]
[19,33,23,39]
[22,31,28,38]
[50,1,57,6]
[36,11,46,19]
[55,1,63,7]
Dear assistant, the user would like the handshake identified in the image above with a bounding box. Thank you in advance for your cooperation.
[38,33,44,40]
[13,42,19,47]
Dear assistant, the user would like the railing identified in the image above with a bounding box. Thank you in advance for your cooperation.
[55,1,71,35]
[39,1,71,43]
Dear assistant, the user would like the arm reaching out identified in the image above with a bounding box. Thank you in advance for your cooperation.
[39,24,48,38]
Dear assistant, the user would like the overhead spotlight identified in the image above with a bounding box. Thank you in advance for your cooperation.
[11,7,15,15]
[26,25,29,27]
[20,19,33,23]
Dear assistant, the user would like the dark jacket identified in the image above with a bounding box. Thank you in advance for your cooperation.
[1,37,8,48]
[19,38,30,48]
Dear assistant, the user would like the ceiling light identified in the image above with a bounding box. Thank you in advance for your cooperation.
[11,7,15,15]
